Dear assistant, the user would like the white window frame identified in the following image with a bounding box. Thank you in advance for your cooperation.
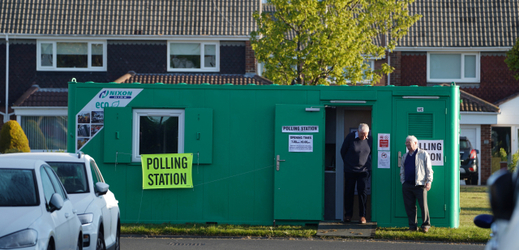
[357,59,375,84]
[167,41,219,72]
[132,109,185,162]
[427,52,480,83]
[37,40,107,71]
[339,59,375,85]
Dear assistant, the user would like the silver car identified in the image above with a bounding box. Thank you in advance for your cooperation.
[0,153,120,250]
[0,158,83,249]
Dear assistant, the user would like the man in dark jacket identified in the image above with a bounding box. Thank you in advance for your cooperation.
[340,123,372,224]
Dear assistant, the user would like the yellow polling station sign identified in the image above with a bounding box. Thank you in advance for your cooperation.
[141,153,193,189]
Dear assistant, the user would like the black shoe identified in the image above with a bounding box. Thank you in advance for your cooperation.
[409,227,418,231]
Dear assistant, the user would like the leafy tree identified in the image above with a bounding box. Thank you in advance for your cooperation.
[251,0,421,85]
[0,120,31,153]
[505,38,519,80]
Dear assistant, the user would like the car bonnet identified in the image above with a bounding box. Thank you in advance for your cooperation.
[68,193,93,213]
[0,206,43,237]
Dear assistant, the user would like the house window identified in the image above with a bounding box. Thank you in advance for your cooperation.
[132,109,185,162]
[358,59,375,84]
[427,53,479,83]
[330,59,375,85]
[37,41,107,71]
[168,42,219,72]
[19,116,67,152]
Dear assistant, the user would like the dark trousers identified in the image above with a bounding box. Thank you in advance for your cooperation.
[344,171,370,219]
[402,182,431,229]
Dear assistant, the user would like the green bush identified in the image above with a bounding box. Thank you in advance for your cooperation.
[500,148,508,161]
[510,150,519,172]
[0,120,31,153]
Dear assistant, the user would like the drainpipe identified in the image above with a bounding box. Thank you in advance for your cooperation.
[2,33,13,123]
[387,50,391,86]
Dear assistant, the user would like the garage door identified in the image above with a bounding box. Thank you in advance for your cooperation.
[460,126,480,185]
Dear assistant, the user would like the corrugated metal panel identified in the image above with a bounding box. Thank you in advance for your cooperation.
[408,113,433,138]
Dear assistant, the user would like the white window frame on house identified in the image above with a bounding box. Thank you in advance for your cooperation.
[333,59,375,85]
[132,109,185,162]
[427,52,480,83]
[167,41,219,72]
[14,107,68,152]
[37,40,107,71]
[354,59,375,85]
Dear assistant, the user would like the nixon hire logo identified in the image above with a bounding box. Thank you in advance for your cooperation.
[99,90,133,99]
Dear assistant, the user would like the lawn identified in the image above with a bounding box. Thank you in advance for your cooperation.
[375,185,491,242]
[121,185,491,243]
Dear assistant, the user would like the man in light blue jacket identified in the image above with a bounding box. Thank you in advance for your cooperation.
[400,135,434,233]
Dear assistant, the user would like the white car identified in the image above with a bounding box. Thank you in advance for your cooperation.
[0,158,83,249]
[474,168,519,250]
[0,153,120,250]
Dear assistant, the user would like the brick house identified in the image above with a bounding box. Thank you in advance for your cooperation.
[2,0,518,186]
[0,0,263,151]
[389,0,519,184]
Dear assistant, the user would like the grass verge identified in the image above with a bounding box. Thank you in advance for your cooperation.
[121,186,491,243]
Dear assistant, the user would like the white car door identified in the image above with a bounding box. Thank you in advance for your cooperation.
[42,165,78,249]
[40,166,70,249]
[89,160,114,246]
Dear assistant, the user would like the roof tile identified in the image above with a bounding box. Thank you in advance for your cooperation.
[401,0,519,47]
[0,0,259,36]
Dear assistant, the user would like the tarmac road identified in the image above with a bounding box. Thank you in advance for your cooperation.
[121,236,485,250]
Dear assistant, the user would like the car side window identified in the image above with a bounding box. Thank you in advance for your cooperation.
[90,159,105,183]
[40,166,56,204]
[43,166,68,200]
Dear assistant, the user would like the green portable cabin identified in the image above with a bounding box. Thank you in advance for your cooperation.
[68,82,460,228]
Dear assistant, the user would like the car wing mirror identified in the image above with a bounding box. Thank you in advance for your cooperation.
[49,193,64,212]
[488,169,515,220]
[474,214,494,228]
[95,182,110,196]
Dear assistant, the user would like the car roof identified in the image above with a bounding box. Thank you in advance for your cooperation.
[0,157,48,170]
[0,152,90,163]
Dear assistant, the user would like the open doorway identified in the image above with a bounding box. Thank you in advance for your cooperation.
[324,106,372,221]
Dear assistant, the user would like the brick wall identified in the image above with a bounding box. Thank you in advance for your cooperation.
[462,54,519,103]
[480,124,492,185]
[220,44,246,74]
[389,51,401,86]
[400,53,427,86]
[245,41,256,74]
[394,52,519,103]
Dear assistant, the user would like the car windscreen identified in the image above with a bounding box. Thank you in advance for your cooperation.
[47,162,89,194]
[460,140,471,149]
[0,169,39,206]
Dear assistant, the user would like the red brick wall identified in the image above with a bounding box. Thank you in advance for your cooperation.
[400,53,427,86]
[394,52,519,103]
[462,54,519,103]
[245,41,256,74]
[480,125,492,185]
[389,51,402,86]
